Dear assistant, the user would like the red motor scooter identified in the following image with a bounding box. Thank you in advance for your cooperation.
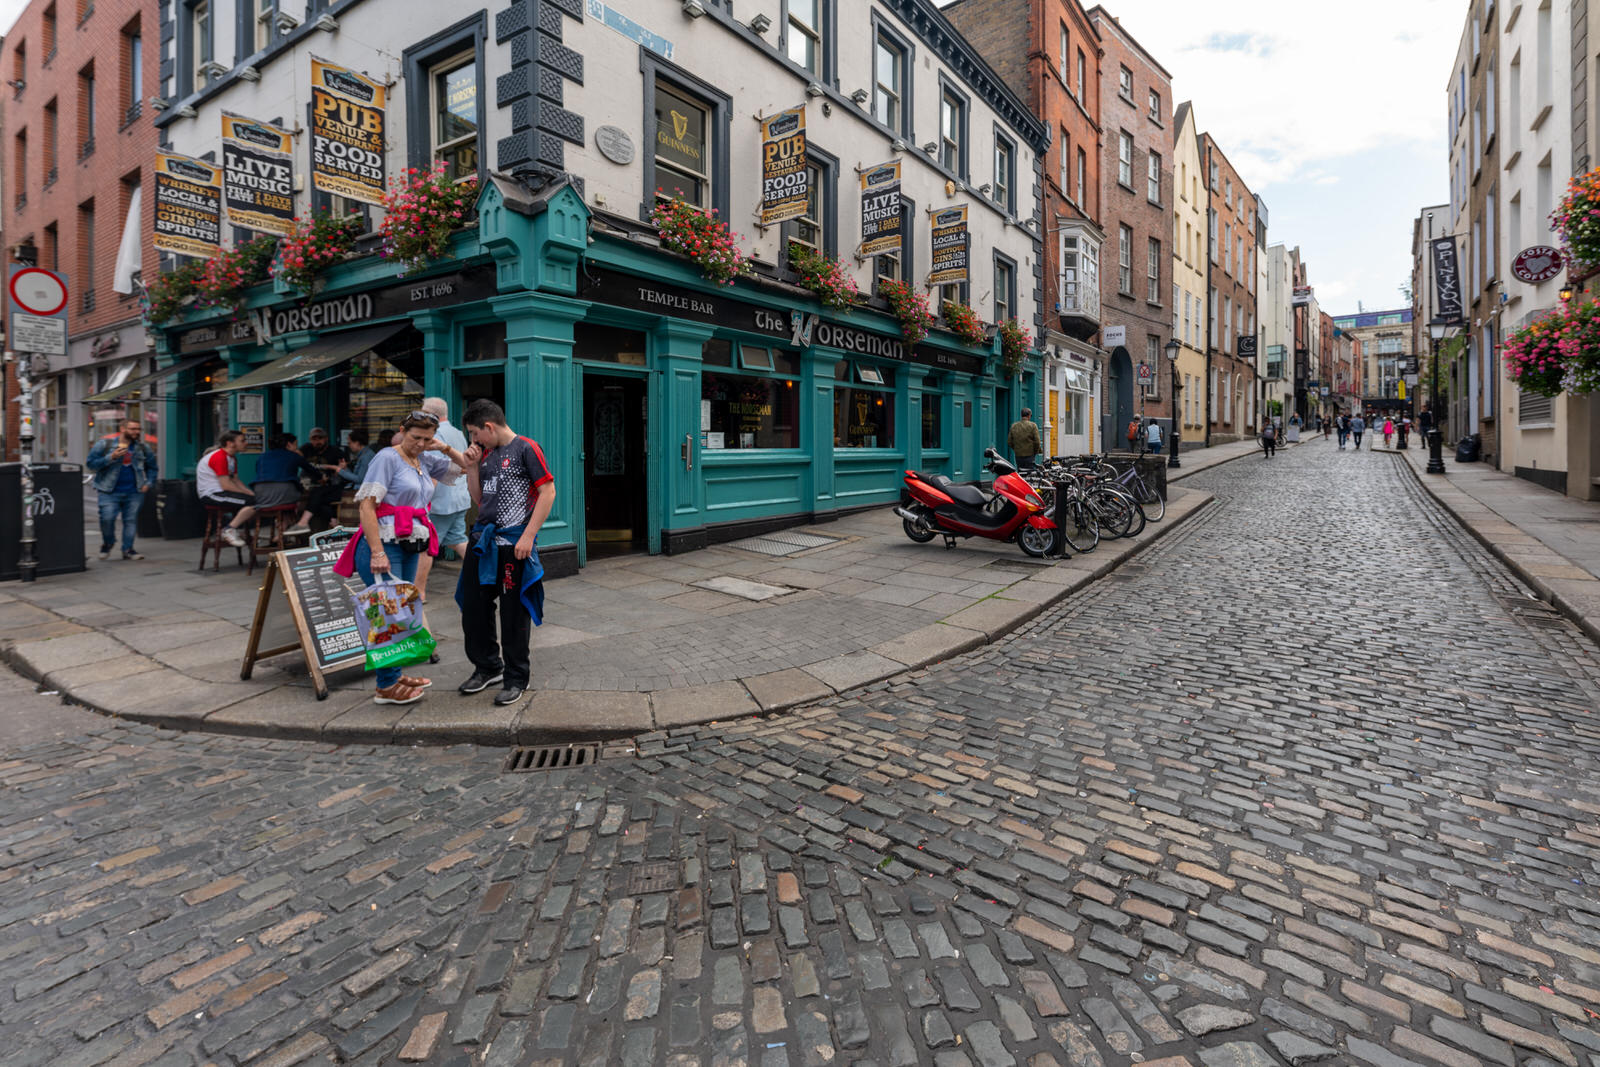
[894,447,1056,557]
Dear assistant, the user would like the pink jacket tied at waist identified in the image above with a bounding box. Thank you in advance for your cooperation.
[333,504,439,577]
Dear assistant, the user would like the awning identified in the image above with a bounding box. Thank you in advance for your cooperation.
[201,323,408,395]
[81,353,213,403]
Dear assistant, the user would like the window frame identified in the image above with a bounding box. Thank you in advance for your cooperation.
[869,16,912,138]
[1118,65,1133,101]
[993,250,1017,324]
[874,192,914,295]
[79,63,95,159]
[1117,223,1133,295]
[780,0,835,84]
[1117,130,1133,188]
[121,22,142,128]
[640,51,733,222]
[1146,237,1161,304]
[992,127,1016,215]
[833,359,896,449]
[1147,149,1161,204]
[1148,87,1161,122]
[781,143,839,261]
[403,14,488,184]
[937,77,969,179]
[178,0,213,97]
[1076,49,1087,100]
[78,198,95,309]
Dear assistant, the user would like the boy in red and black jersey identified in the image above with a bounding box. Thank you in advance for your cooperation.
[456,400,556,706]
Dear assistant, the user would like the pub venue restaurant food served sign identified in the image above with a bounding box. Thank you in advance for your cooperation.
[310,56,388,206]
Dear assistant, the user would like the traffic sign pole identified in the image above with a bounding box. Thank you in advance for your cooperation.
[13,351,38,583]
[6,268,67,585]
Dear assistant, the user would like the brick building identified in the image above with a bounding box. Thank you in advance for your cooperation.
[1,0,159,464]
[1087,6,1171,445]
[945,0,1105,457]
[1199,133,1258,443]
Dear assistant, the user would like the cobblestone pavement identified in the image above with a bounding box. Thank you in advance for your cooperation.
[4,443,1600,1067]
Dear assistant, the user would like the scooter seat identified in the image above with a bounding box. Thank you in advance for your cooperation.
[942,483,990,508]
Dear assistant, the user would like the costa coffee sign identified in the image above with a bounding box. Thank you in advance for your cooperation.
[1511,245,1563,284]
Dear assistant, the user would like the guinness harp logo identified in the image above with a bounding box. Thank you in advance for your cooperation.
[671,110,690,141]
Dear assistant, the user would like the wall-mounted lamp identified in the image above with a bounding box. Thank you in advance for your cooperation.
[682,0,706,16]
[7,79,23,92]
[850,88,869,105]
[921,142,938,155]
[314,13,339,32]
[1560,283,1574,302]
[748,12,771,33]
[805,82,824,97]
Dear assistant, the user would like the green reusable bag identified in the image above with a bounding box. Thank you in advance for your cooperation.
[352,577,437,672]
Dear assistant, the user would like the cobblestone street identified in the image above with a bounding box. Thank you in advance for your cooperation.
[4,442,1600,1067]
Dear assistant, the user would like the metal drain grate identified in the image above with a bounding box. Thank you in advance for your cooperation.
[985,557,1053,571]
[727,530,840,556]
[504,744,600,773]
[627,861,678,895]
[1494,594,1568,629]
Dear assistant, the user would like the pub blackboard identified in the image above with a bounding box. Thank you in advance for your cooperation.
[241,541,368,698]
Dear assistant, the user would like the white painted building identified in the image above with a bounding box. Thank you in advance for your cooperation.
[1263,243,1294,424]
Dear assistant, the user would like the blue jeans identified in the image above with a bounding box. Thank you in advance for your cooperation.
[97,490,143,553]
[352,539,421,690]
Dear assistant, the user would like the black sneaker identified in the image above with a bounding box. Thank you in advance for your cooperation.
[458,669,503,694]
[123,550,145,560]
[493,686,525,707]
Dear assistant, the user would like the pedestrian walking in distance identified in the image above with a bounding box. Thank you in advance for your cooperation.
[1008,408,1043,469]
[86,418,158,561]
[1382,417,1395,449]
[457,399,557,708]
[1126,417,1142,454]
[1350,414,1366,450]
[1260,418,1277,459]
[1145,419,1163,455]
[1323,416,1332,441]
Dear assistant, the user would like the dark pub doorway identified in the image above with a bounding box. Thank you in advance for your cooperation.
[582,372,648,558]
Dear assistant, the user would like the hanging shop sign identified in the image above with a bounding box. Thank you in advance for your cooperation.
[859,161,902,257]
[1430,237,1464,322]
[759,106,808,226]
[222,113,296,236]
[928,206,970,285]
[310,56,388,206]
[153,153,223,259]
[1511,245,1563,284]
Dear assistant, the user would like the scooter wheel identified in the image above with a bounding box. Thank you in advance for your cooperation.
[1018,524,1052,558]
[903,516,937,543]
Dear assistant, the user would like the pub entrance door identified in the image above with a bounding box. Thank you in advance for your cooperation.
[581,371,648,559]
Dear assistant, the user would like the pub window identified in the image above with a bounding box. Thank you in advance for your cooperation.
[938,281,969,309]
[701,339,800,449]
[336,331,426,445]
[252,0,275,54]
[993,253,1015,324]
[654,80,713,208]
[403,16,485,181]
[189,0,213,90]
[784,0,827,78]
[574,323,647,366]
[784,161,826,256]
[833,361,894,449]
[992,131,1015,215]
[872,26,909,134]
[462,321,507,362]
[939,82,967,178]
[921,377,943,449]
[874,193,913,292]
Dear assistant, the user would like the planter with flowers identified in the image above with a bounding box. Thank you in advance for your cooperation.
[1552,167,1600,270]
[788,245,860,310]
[272,212,364,296]
[650,199,749,286]
[997,318,1033,378]
[380,163,478,275]
[1503,297,1600,397]
[941,300,986,346]
[142,259,208,325]
[878,279,936,346]
[195,235,278,315]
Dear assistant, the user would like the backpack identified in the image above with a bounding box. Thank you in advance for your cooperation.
[1127,419,1141,442]
[1262,423,1276,441]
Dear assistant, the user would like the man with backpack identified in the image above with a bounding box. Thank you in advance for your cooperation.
[1260,418,1277,459]
[1127,417,1143,454]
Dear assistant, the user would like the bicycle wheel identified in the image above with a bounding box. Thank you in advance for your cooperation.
[1060,500,1099,553]
[1130,476,1165,520]
[1088,490,1133,539]
[1106,486,1147,537]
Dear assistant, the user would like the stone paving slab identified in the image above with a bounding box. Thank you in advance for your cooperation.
[1,483,1215,744]
[1391,443,1600,646]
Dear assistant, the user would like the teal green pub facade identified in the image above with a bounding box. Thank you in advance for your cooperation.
[152,177,1041,578]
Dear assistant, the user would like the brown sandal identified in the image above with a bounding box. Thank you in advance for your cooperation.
[374,682,425,705]
[399,676,433,689]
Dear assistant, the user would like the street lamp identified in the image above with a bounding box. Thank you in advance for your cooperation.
[1165,338,1182,469]
[1425,319,1454,474]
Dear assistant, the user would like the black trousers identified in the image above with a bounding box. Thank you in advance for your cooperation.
[460,545,532,688]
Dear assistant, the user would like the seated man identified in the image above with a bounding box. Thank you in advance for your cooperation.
[251,433,318,536]
[298,427,347,528]
[197,431,257,547]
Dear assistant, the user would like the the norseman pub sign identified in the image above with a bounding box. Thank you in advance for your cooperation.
[579,270,983,374]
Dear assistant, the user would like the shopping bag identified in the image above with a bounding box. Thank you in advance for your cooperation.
[351,577,436,672]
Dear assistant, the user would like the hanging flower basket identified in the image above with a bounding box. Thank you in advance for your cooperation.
[788,245,860,310]
[997,318,1033,378]
[272,212,363,296]
[878,279,935,346]
[1503,298,1600,397]
[1552,168,1600,269]
[195,235,278,314]
[142,259,207,325]
[380,163,477,275]
[941,300,985,346]
[650,200,749,286]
